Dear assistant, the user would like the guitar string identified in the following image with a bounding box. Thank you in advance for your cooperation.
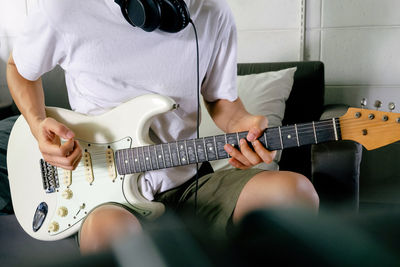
[62,121,399,177]
[82,119,399,156]
[63,118,399,175]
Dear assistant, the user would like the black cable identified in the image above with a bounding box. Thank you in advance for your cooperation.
[189,19,200,213]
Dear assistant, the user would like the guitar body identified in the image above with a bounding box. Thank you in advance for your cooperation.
[7,94,173,241]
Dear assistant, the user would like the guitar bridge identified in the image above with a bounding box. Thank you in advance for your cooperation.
[40,159,60,193]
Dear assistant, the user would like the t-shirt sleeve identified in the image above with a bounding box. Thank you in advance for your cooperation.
[201,7,238,103]
[12,5,66,81]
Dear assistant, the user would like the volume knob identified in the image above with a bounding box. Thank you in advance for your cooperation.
[48,221,59,232]
[62,189,73,199]
[57,207,68,217]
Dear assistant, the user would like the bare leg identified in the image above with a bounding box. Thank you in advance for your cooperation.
[233,171,319,223]
[79,204,142,254]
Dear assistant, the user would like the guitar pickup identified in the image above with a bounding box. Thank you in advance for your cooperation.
[106,148,117,182]
[63,170,72,187]
[83,152,94,184]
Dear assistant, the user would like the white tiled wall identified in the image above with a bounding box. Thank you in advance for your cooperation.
[227,0,304,63]
[305,0,400,107]
[304,0,400,203]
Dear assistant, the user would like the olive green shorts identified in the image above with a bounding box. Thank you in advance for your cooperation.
[77,167,264,244]
[154,167,264,233]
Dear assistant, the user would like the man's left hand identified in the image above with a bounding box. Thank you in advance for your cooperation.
[224,115,277,169]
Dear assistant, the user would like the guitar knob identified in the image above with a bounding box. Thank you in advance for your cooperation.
[57,207,68,217]
[48,221,59,232]
[62,189,73,199]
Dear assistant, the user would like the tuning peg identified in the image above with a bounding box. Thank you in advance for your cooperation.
[361,98,367,109]
[374,100,382,110]
[388,102,396,112]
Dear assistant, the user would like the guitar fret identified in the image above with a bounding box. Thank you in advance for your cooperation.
[154,146,160,169]
[177,141,188,165]
[160,144,166,168]
[213,136,219,160]
[312,121,318,144]
[195,139,206,162]
[120,150,127,175]
[204,137,217,161]
[236,132,240,146]
[184,140,189,163]
[147,146,154,170]
[141,147,149,171]
[193,139,199,163]
[202,138,208,161]
[224,134,230,158]
[136,148,143,172]
[117,150,124,175]
[116,150,122,174]
[168,144,173,167]
[129,149,136,173]
[176,141,181,166]
[295,124,300,147]
[278,126,283,149]
[121,149,127,174]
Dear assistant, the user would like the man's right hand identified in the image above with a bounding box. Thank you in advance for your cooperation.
[35,117,82,170]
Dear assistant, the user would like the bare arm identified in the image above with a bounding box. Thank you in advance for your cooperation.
[7,53,46,139]
[6,53,81,170]
[205,98,276,169]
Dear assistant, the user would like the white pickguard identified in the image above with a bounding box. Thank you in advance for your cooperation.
[7,94,174,241]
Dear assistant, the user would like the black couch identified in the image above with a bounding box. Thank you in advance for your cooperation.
[0,61,363,265]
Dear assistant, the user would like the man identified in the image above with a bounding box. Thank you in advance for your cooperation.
[7,0,318,254]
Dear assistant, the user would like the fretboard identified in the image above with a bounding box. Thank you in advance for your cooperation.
[115,118,341,175]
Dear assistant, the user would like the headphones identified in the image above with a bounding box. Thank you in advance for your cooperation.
[114,0,191,33]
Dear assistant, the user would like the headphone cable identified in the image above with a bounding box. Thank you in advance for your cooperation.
[189,19,200,214]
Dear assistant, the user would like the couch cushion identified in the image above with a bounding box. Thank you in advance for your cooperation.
[200,67,296,172]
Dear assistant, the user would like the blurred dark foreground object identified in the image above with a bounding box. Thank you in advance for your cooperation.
[25,208,400,267]
[231,208,400,266]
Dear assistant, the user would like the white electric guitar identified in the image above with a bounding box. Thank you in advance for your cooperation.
[7,94,400,241]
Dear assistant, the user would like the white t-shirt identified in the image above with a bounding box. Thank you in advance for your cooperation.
[13,0,238,200]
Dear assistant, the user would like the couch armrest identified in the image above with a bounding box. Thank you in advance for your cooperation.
[311,105,363,212]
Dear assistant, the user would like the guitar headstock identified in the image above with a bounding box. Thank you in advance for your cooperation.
[339,107,400,150]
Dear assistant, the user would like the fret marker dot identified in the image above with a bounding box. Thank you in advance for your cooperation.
[158,155,162,158]
[180,145,184,150]
[135,159,138,162]
[125,160,128,164]
[287,134,292,139]
[182,158,186,162]
[209,147,213,151]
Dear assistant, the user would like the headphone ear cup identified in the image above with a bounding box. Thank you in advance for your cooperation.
[159,0,190,33]
[126,0,161,32]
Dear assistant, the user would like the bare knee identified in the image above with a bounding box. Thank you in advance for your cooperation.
[79,204,142,254]
[233,171,319,223]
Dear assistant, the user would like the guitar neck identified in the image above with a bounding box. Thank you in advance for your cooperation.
[115,118,341,175]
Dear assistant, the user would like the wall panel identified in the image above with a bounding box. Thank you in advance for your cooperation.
[321,27,400,86]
